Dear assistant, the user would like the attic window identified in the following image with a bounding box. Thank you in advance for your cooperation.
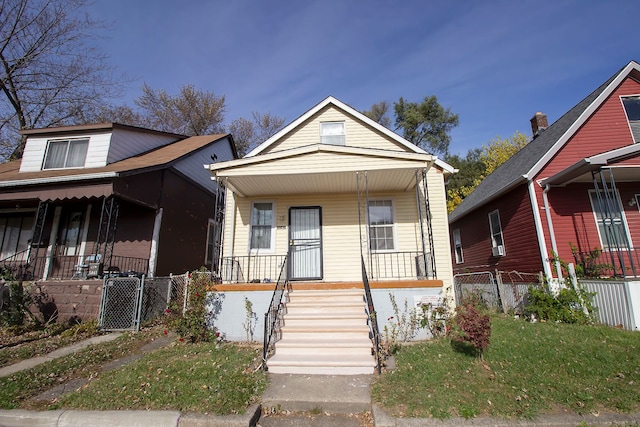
[43,138,89,169]
[320,122,345,145]
[622,96,640,143]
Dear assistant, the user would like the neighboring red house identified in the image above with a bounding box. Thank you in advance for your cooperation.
[449,60,640,281]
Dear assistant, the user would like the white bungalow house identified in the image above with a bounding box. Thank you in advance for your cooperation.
[206,96,455,374]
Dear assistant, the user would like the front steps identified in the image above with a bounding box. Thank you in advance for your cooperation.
[266,288,376,375]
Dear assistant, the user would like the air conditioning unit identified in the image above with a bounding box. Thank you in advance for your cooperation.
[492,245,505,257]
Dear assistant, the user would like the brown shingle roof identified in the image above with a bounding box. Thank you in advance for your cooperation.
[0,134,229,185]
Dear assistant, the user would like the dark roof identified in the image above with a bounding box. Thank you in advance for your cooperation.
[448,64,624,223]
[0,134,230,185]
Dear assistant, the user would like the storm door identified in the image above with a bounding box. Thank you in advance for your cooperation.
[289,207,323,280]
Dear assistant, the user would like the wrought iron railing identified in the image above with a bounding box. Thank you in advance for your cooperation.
[262,255,289,371]
[220,255,287,284]
[1,251,149,281]
[362,255,382,374]
[369,251,433,280]
[572,248,640,278]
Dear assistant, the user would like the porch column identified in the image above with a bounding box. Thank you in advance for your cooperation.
[148,208,163,278]
[43,206,62,281]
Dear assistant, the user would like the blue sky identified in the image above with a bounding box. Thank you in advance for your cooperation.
[85,0,640,156]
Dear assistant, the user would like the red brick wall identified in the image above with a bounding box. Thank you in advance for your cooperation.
[34,280,103,323]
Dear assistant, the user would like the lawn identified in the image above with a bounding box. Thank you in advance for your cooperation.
[0,325,267,415]
[372,315,640,419]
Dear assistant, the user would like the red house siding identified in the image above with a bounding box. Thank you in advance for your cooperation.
[537,77,640,180]
[451,184,542,275]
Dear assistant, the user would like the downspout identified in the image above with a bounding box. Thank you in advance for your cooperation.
[148,208,163,278]
[542,184,563,280]
[528,180,553,281]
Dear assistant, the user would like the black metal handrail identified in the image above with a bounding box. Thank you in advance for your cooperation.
[369,251,433,280]
[262,255,289,370]
[362,255,382,374]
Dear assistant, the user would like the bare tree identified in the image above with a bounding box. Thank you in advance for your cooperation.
[362,101,392,128]
[0,0,125,160]
[134,84,226,136]
[229,112,285,157]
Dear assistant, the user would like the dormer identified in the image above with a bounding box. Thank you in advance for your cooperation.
[18,123,184,173]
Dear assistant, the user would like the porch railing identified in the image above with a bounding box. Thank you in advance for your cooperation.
[369,251,433,280]
[220,255,287,284]
[1,252,149,281]
[572,248,640,278]
[362,255,382,374]
[262,255,289,370]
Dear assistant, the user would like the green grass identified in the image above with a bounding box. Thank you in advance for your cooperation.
[54,342,267,415]
[372,315,640,419]
[0,329,154,409]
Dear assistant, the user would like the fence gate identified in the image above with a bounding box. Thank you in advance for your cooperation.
[99,276,144,331]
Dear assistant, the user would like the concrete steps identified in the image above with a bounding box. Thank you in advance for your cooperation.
[267,288,376,375]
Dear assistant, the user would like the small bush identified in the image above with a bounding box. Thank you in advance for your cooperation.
[525,285,594,324]
[451,294,491,358]
[166,268,220,343]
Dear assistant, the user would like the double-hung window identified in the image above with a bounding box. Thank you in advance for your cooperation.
[369,200,395,251]
[488,210,505,256]
[43,139,89,169]
[622,96,640,143]
[320,122,346,146]
[589,190,631,250]
[250,202,275,252]
[453,229,463,263]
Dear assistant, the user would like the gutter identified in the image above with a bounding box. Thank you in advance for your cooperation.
[528,179,553,280]
[0,172,118,188]
[543,184,563,280]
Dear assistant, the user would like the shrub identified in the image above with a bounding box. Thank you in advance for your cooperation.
[419,296,452,338]
[451,294,491,358]
[381,293,421,356]
[525,285,594,324]
[166,268,221,343]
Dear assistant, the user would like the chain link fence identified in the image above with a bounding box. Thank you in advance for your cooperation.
[453,270,543,313]
[99,272,189,331]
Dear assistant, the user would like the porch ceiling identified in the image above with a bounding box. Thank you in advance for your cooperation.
[220,168,420,197]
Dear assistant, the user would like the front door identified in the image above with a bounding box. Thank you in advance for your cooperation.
[289,207,322,280]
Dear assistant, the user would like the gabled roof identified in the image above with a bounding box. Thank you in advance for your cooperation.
[246,96,456,174]
[0,134,231,188]
[449,60,640,223]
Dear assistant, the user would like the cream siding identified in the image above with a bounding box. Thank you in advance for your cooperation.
[222,187,448,283]
[222,151,428,177]
[265,106,407,154]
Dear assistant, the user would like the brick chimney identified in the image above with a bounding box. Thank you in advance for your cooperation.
[530,112,548,138]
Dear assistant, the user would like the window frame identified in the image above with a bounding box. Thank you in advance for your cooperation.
[368,199,397,252]
[621,95,640,143]
[248,201,276,254]
[453,228,463,264]
[488,209,505,255]
[43,138,89,170]
[320,121,346,146]
[205,218,216,266]
[588,189,632,251]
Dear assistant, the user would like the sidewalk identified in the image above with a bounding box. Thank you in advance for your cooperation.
[1,334,639,427]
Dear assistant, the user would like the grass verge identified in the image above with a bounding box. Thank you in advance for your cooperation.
[372,315,640,419]
[0,328,155,409]
[54,342,267,415]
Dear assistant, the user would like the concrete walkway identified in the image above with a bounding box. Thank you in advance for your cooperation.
[1,335,640,426]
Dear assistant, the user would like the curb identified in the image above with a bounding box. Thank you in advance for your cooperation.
[372,405,640,426]
[0,405,262,427]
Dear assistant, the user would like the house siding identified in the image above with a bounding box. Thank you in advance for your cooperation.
[266,106,407,154]
[536,77,640,180]
[108,128,178,164]
[156,169,215,276]
[450,184,542,275]
[19,132,112,172]
[173,136,235,196]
